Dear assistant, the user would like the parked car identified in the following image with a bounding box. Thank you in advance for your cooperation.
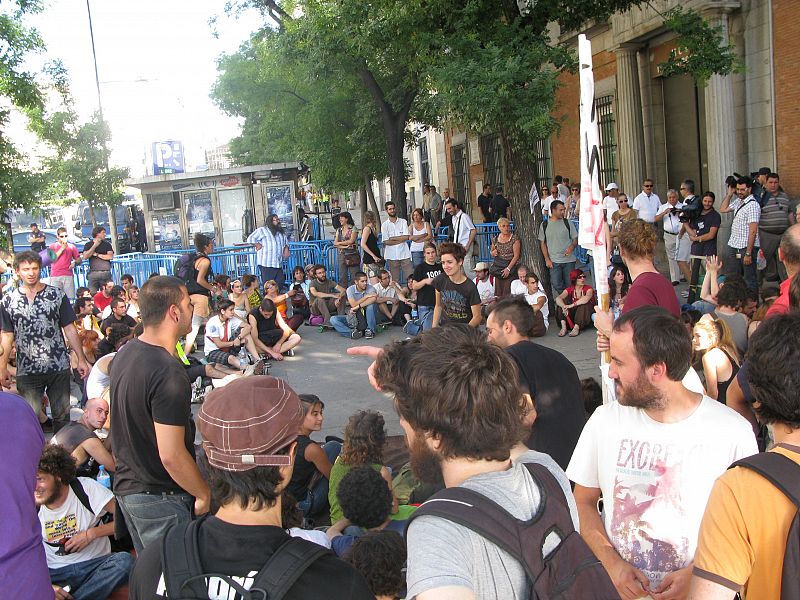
[13,229,90,255]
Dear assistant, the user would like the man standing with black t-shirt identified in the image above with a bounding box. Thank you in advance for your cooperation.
[111,276,210,553]
[128,376,373,600]
[432,242,481,327]
[409,242,442,331]
[82,226,115,294]
[486,296,586,470]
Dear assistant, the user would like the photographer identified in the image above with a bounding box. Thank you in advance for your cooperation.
[720,177,761,293]
[683,191,721,303]
[655,188,691,288]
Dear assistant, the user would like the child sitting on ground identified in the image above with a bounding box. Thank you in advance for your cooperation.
[327,466,408,556]
[344,531,407,600]
[285,394,341,524]
[328,410,398,524]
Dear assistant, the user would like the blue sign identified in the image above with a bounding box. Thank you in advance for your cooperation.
[153,141,185,175]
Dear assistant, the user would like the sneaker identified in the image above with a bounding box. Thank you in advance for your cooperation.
[351,330,364,340]
[681,290,689,298]
[364,329,375,339]
[402,321,412,334]
[284,348,295,357]
[672,281,680,287]
[253,358,269,376]
[242,363,257,377]
[40,417,53,433]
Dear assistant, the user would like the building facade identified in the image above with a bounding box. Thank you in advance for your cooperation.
[444,0,794,221]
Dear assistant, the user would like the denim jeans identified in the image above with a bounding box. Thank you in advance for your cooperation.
[411,251,425,268]
[331,305,377,337]
[49,552,134,600]
[258,266,285,290]
[418,305,435,331]
[116,492,194,553]
[549,261,575,297]
[297,441,342,518]
[16,369,71,433]
[726,245,759,292]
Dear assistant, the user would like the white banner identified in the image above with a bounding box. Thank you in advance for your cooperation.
[529,182,540,214]
[577,34,609,295]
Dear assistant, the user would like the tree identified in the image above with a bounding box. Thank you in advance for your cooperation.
[212,28,389,215]
[28,79,129,228]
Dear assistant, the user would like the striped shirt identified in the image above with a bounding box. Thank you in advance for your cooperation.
[727,196,761,249]
[247,227,287,268]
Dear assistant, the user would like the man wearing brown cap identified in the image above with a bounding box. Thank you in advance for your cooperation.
[128,376,373,600]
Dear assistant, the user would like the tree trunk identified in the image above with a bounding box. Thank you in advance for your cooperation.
[385,118,408,217]
[499,130,549,295]
[358,185,367,223]
[364,174,380,215]
[88,201,98,228]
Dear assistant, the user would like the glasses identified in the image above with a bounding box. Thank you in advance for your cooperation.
[644,184,653,188]
[618,200,628,204]
[577,275,586,279]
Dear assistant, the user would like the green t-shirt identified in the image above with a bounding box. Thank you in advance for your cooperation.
[328,458,384,523]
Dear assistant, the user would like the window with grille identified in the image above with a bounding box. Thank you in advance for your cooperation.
[480,133,504,189]
[450,145,470,213]
[534,138,553,194]
[418,138,431,186]
[595,95,618,190]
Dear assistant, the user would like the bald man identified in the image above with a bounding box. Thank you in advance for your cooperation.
[51,397,115,476]
[766,223,800,318]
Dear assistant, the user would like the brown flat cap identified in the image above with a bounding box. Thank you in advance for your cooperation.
[197,376,304,472]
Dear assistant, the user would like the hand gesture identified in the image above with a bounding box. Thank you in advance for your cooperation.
[64,529,93,553]
[650,565,692,600]
[705,255,722,273]
[347,346,384,391]
[610,559,651,600]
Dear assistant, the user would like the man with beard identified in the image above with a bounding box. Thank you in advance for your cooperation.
[111,276,210,552]
[247,213,290,290]
[309,264,347,325]
[36,444,134,600]
[567,306,757,600]
[372,325,579,599]
[486,296,585,471]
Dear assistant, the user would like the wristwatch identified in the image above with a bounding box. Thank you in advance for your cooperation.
[745,251,752,257]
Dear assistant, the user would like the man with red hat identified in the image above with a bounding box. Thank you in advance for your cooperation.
[128,376,373,600]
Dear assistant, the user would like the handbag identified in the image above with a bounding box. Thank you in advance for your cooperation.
[344,251,361,267]
[489,256,510,277]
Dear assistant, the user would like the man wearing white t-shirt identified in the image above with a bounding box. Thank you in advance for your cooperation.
[444,198,477,279]
[603,182,620,225]
[381,200,414,284]
[567,306,756,600]
[632,179,662,226]
[204,299,261,372]
[36,444,134,599]
[473,262,496,318]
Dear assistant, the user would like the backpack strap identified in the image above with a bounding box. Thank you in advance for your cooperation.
[405,462,573,583]
[730,452,800,508]
[69,479,95,516]
[161,517,209,599]
[248,536,330,600]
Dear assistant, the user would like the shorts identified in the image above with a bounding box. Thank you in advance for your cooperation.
[676,235,691,262]
[190,294,211,318]
[258,330,284,346]
[206,349,234,365]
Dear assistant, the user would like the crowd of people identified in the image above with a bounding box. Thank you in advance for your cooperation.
[1,164,799,600]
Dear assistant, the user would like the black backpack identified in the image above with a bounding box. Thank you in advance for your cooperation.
[540,218,572,242]
[406,462,619,599]
[161,516,330,600]
[174,252,198,283]
[729,452,800,599]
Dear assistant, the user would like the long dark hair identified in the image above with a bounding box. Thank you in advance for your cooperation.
[609,266,630,298]
[338,211,355,227]
[266,213,285,235]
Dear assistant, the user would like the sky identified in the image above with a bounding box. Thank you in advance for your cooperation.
[22,0,264,176]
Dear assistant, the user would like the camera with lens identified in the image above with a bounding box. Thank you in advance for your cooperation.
[678,195,702,223]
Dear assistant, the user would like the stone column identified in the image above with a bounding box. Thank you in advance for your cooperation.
[704,8,737,200]
[615,45,646,194]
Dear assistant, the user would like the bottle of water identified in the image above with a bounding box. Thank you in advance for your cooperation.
[411,307,418,319]
[96,465,111,489]
[238,346,248,364]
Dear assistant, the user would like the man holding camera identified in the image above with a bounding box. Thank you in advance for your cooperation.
[655,187,691,287]
[684,191,721,303]
[720,177,761,292]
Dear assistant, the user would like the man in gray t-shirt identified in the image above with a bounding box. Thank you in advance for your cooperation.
[331,271,378,339]
[371,326,580,600]
[538,200,578,296]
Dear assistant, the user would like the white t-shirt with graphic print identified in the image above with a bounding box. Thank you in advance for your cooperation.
[566,396,756,590]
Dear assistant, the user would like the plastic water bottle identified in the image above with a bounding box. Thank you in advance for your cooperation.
[96,466,111,489]
[411,307,418,319]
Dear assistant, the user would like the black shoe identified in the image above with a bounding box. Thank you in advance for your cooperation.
[40,418,53,433]
[351,330,364,339]
[672,281,679,286]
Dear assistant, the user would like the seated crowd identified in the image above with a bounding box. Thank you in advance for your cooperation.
[4,182,800,600]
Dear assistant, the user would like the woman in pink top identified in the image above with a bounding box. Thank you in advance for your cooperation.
[48,226,82,300]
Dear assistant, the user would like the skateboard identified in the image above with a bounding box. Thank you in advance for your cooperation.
[304,322,336,333]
